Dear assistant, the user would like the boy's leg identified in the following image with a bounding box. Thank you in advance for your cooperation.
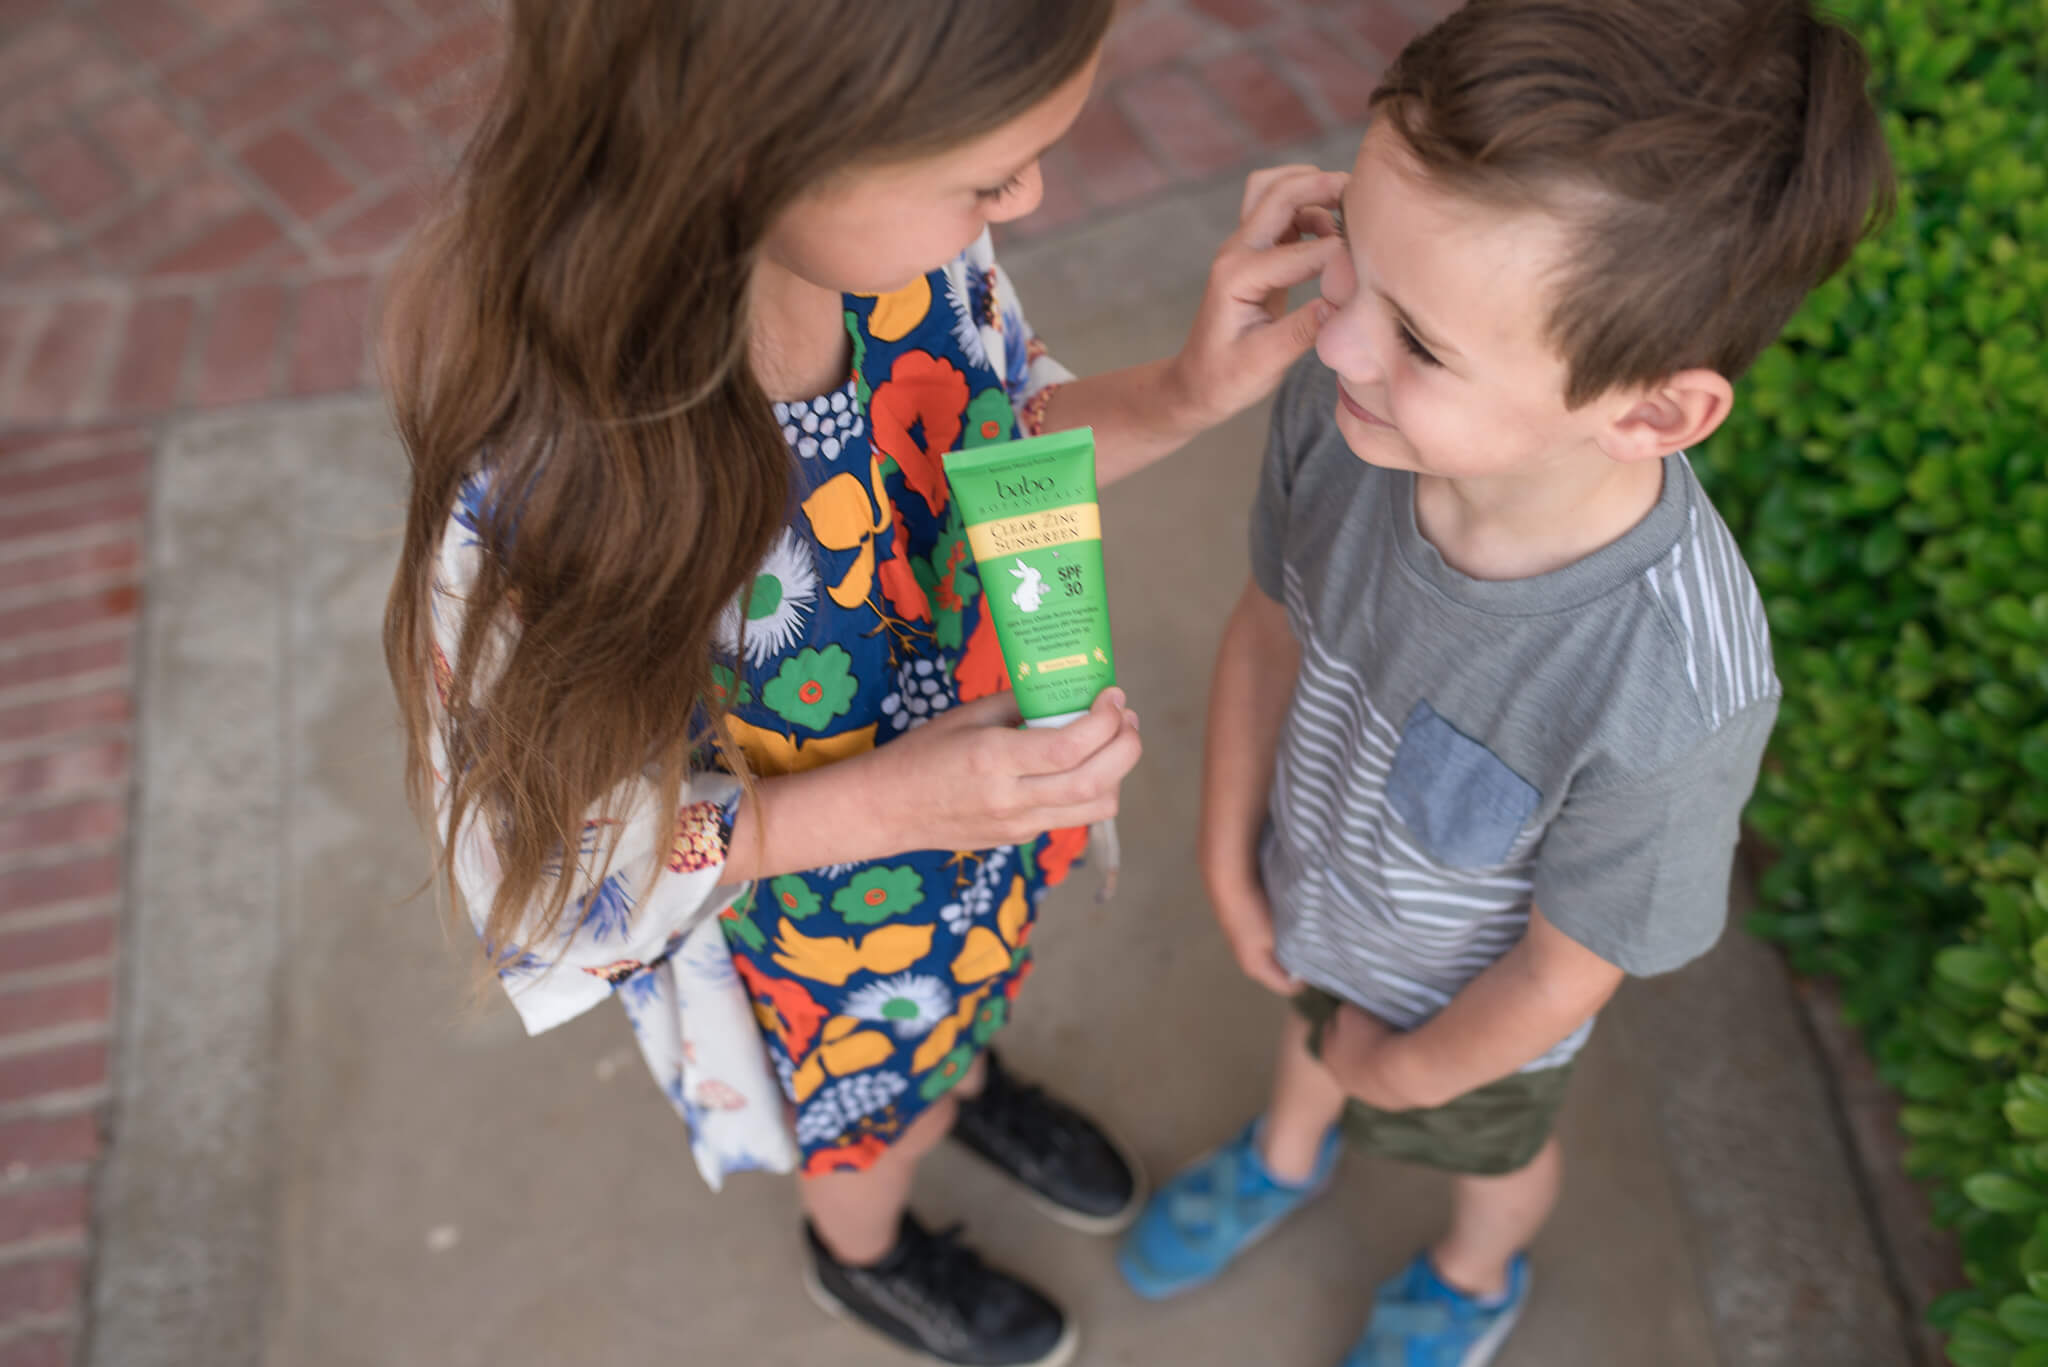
[1432,1136,1562,1300]
[1259,1008,1351,1183]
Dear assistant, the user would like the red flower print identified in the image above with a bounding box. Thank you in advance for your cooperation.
[582,958,645,984]
[733,956,829,1059]
[954,605,1012,702]
[877,498,931,624]
[431,644,453,703]
[870,350,968,518]
[1039,826,1088,887]
[1005,955,1036,1001]
[668,801,727,873]
[803,1134,889,1176]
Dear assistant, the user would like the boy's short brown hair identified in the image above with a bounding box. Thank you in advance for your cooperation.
[1373,0,1894,406]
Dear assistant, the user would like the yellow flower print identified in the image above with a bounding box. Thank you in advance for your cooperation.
[861,276,932,343]
[950,874,1031,984]
[791,1015,897,1102]
[772,917,934,987]
[910,985,992,1074]
[720,715,876,778]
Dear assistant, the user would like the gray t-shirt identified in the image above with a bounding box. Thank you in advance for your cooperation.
[1250,360,1778,1071]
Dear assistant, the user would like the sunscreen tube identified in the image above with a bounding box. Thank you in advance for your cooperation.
[944,428,1122,900]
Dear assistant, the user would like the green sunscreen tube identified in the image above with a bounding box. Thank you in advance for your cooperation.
[944,428,1117,727]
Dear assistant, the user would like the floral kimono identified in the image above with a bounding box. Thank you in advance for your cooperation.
[428,231,1085,1188]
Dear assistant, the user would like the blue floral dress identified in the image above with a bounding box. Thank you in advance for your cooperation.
[426,232,1084,1187]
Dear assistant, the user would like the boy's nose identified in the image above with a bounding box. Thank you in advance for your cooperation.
[1316,309,1385,390]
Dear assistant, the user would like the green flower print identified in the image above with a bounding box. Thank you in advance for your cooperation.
[962,388,1014,447]
[844,310,872,407]
[832,865,925,925]
[719,898,767,952]
[971,993,1009,1046]
[921,1042,977,1101]
[709,663,753,708]
[762,646,858,730]
[768,874,819,920]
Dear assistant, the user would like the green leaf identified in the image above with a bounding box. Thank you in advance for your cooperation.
[1941,946,2014,994]
[2010,1345,2048,1367]
[1968,1173,2046,1214]
[2012,1100,2048,1139]
[2000,1296,2048,1343]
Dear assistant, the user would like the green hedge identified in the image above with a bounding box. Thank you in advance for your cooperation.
[1693,1,2047,1360]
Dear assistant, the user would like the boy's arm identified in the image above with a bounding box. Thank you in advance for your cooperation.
[1202,576,1304,994]
[1322,906,1624,1110]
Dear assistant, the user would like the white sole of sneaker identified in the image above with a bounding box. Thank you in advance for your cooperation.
[801,1258,1082,1367]
[1457,1269,1530,1367]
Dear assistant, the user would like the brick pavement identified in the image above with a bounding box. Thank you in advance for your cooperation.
[0,0,1449,1361]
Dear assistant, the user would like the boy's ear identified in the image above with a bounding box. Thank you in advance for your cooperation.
[1599,368,1734,463]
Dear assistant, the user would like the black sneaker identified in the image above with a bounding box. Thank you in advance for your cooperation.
[951,1050,1143,1234]
[803,1215,1077,1367]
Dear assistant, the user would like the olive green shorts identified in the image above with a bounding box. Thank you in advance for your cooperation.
[1294,988,1573,1177]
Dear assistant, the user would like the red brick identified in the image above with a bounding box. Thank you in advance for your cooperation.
[143,208,286,277]
[0,695,130,750]
[1064,99,1170,209]
[0,492,146,547]
[0,1179,88,1244]
[1188,0,1278,29]
[0,590,139,646]
[0,858,120,918]
[240,127,357,224]
[17,130,128,225]
[0,448,147,505]
[0,979,112,1040]
[0,545,138,599]
[0,1254,84,1321]
[310,87,422,180]
[91,92,203,181]
[202,48,344,135]
[1271,21,1381,123]
[290,274,371,395]
[0,917,115,974]
[92,169,246,271]
[98,0,205,64]
[0,741,130,804]
[0,640,131,701]
[1121,70,1252,177]
[0,213,62,277]
[163,15,297,102]
[11,299,115,427]
[0,799,125,857]
[0,1043,106,1107]
[0,51,128,145]
[411,0,485,19]
[0,428,141,467]
[0,1113,101,1171]
[326,181,428,258]
[306,0,418,63]
[0,20,89,92]
[0,0,61,23]
[384,15,502,100]
[0,1331,77,1367]
[1347,4,1422,64]
[423,94,483,148]
[1201,49,1322,147]
[1100,6,1210,82]
[107,292,195,415]
[182,0,266,27]
[194,282,285,404]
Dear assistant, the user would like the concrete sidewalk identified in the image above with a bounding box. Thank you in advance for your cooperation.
[86,142,1916,1367]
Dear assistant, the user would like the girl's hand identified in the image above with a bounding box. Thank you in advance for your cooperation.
[1209,872,1303,997]
[1166,166,1349,429]
[878,688,1141,853]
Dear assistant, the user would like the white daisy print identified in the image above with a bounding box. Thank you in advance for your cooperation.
[943,263,992,372]
[716,529,818,667]
[843,974,954,1039]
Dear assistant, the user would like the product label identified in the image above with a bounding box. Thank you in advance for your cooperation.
[961,503,1102,558]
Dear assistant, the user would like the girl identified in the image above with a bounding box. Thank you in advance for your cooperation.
[383,3,1343,1363]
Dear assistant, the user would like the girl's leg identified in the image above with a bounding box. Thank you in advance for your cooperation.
[1258,1010,1349,1184]
[1430,1136,1562,1299]
[801,1056,987,1264]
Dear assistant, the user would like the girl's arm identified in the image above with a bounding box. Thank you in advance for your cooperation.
[1041,168,1347,488]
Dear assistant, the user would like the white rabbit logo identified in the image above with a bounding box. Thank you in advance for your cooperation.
[1010,560,1048,612]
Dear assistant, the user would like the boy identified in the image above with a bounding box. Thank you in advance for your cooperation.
[1118,1,1892,1363]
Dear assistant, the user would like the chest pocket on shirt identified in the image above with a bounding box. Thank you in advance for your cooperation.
[1386,699,1540,869]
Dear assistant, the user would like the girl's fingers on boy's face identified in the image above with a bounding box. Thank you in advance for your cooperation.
[1224,234,1344,303]
[1240,164,1332,224]
[1294,204,1341,239]
[1239,170,1348,249]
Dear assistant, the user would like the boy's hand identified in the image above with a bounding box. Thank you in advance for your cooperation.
[1166,166,1348,430]
[1211,875,1303,997]
[1321,1004,1429,1111]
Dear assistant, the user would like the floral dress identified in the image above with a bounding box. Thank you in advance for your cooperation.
[426,231,1084,1189]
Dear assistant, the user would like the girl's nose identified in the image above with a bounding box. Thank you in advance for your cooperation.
[984,164,1045,225]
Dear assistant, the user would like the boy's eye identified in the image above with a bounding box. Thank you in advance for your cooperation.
[976,171,1027,203]
[1398,322,1441,368]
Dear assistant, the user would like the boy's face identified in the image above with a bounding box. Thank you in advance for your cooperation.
[1317,124,1614,480]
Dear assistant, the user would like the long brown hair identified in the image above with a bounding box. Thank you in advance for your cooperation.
[383,0,1114,960]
